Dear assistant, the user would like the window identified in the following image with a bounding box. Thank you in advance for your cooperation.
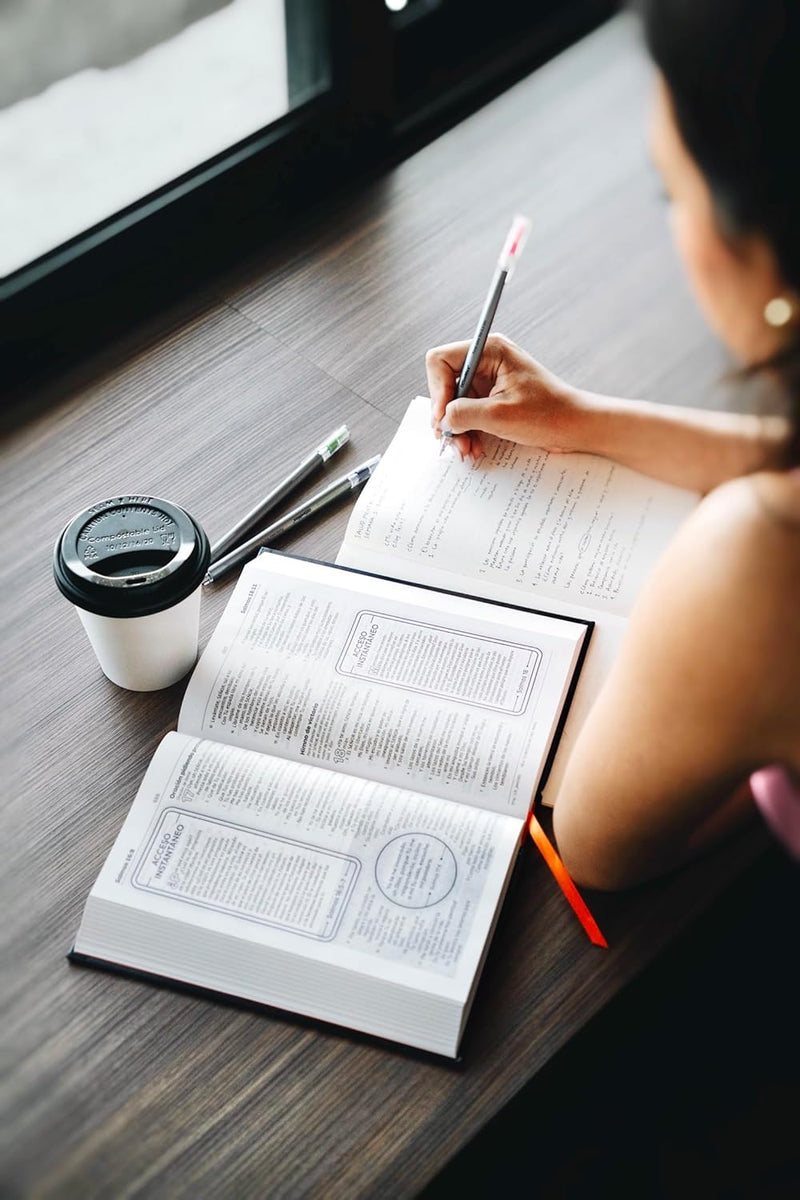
[2,0,613,387]
[0,1,331,279]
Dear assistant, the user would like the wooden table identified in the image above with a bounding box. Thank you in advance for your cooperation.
[1,16,771,1197]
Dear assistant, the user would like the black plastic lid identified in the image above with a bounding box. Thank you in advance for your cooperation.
[53,495,210,618]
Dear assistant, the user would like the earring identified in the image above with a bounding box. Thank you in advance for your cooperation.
[764,297,794,328]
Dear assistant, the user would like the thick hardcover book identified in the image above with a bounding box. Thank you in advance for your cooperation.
[71,551,590,1058]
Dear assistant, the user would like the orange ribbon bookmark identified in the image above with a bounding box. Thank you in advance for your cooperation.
[528,812,608,948]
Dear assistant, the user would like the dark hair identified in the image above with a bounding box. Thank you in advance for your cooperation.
[637,0,800,461]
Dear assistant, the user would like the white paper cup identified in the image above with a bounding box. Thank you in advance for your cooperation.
[73,587,203,690]
[54,495,210,691]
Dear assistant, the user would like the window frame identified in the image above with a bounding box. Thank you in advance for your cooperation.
[2,0,613,396]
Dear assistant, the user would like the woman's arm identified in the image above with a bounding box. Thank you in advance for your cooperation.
[426,334,790,494]
[550,475,798,890]
[574,391,789,494]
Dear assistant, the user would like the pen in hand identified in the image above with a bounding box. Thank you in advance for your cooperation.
[439,213,530,456]
[203,455,382,584]
[209,424,349,563]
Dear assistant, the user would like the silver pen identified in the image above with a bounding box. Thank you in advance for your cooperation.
[203,454,382,584]
[439,214,530,454]
[209,424,349,563]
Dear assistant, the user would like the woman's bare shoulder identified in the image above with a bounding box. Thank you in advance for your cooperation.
[645,468,800,760]
[551,471,799,888]
[685,469,800,580]
[749,467,800,527]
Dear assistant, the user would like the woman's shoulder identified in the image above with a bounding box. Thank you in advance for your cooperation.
[687,468,800,577]
[628,468,798,667]
[646,467,800,764]
[670,471,800,641]
[749,465,800,527]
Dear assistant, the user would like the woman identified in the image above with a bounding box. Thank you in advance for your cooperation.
[426,0,800,890]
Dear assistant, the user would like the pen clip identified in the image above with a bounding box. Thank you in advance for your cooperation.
[348,455,381,487]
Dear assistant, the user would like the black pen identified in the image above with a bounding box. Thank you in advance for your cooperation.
[209,424,349,563]
[439,214,530,454]
[203,455,382,584]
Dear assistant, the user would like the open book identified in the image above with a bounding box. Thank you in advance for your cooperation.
[71,551,589,1058]
[337,397,699,804]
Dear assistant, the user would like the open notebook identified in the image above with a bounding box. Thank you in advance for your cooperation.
[337,396,698,805]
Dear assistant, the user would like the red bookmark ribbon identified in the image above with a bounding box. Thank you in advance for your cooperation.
[528,813,608,948]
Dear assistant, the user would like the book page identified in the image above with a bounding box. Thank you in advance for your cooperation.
[83,732,524,1003]
[337,396,697,619]
[179,553,586,817]
[331,550,626,809]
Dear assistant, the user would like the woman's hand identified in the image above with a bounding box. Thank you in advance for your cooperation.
[427,333,791,488]
[426,333,583,460]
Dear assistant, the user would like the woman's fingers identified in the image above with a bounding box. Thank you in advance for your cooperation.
[442,394,494,435]
[438,428,486,462]
[426,341,471,424]
[427,333,541,455]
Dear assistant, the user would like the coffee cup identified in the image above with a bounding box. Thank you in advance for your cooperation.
[53,495,210,691]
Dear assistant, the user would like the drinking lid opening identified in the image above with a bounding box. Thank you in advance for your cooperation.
[53,495,210,617]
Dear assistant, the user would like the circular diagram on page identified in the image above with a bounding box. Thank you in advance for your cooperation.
[375,833,457,908]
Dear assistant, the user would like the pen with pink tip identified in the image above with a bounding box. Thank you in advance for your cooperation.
[439,213,531,454]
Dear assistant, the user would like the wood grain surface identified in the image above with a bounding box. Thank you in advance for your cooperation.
[0,15,776,1198]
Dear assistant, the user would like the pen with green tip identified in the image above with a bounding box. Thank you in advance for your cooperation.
[204,454,381,584]
[209,424,349,564]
